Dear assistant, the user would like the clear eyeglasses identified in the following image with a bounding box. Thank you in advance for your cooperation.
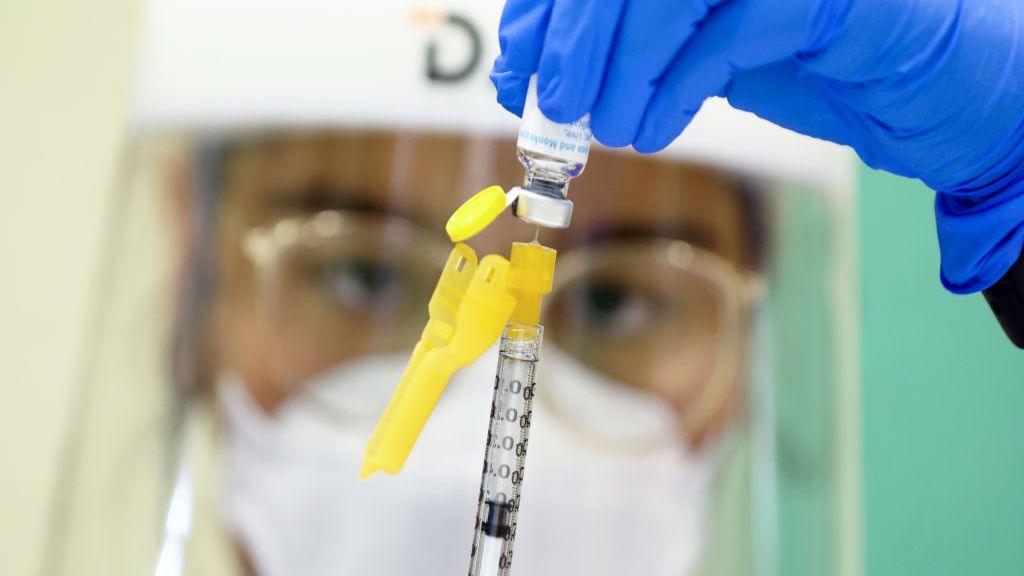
[242,209,761,449]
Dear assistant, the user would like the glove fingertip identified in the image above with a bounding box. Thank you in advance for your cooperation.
[632,139,671,155]
[632,122,676,154]
[591,115,633,148]
[592,131,632,149]
[634,122,688,154]
[537,75,589,124]
[591,94,643,148]
[490,70,529,117]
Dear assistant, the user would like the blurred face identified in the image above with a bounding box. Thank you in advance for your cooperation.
[209,131,758,444]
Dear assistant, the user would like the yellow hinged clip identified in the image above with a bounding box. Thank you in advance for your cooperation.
[361,187,555,479]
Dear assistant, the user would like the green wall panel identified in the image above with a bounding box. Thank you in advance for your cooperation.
[859,167,1024,575]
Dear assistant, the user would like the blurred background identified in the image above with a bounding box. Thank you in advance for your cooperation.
[0,1,1021,575]
[0,0,139,573]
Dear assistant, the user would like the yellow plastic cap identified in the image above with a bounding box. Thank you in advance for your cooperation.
[508,242,557,325]
[446,185,507,242]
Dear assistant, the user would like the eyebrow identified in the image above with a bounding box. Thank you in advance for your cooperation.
[268,185,718,251]
[572,223,718,252]
[269,184,433,228]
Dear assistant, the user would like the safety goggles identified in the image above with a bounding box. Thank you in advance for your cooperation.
[242,208,760,450]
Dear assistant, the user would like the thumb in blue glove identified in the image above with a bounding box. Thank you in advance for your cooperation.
[491,0,1024,295]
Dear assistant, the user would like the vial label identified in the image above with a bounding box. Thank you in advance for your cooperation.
[517,79,592,168]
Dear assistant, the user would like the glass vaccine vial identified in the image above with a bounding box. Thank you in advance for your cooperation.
[512,78,593,229]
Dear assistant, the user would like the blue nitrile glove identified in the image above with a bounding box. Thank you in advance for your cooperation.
[490,0,1024,294]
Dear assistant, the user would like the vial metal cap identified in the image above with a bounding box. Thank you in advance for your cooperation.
[511,186,574,229]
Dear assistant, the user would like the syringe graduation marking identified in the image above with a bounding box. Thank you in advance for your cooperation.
[468,326,540,576]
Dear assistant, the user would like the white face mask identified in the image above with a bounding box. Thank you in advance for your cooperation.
[219,346,717,576]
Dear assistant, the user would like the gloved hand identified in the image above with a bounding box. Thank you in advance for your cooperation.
[490,0,1024,294]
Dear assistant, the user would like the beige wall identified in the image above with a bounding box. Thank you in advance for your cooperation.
[0,1,138,573]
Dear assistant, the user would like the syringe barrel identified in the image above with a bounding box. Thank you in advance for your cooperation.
[468,323,542,576]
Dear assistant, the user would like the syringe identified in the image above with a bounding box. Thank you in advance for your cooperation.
[363,76,588,576]
[468,323,542,576]
[466,80,587,574]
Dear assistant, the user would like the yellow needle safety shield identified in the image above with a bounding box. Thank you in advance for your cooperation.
[362,187,556,479]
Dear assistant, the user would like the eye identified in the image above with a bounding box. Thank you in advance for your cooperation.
[315,257,405,312]
[575,281,669,339]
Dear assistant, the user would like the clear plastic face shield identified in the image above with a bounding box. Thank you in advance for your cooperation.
[220,134,757,439]
[45,128,860,576]
[43,1,861,575]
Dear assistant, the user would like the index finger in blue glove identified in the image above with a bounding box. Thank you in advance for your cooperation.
[534,0,629,124]
[590,0,726,147]
[491,0,555,116]
[634,0,821,153]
